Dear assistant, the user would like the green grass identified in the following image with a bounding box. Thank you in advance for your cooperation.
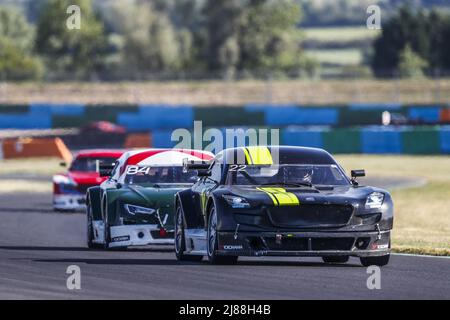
[0,157,62,176]
[336,155,450,256]
[303,26,380,43]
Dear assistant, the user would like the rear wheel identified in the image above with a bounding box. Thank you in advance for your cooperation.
[207,206,238,265]
[360,255,390,267]
[175,206,203,262]
[322,256,349,264]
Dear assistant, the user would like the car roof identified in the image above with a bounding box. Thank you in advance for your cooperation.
[75,149,126,158]
[218,146,337,165]
[124,148,214,166]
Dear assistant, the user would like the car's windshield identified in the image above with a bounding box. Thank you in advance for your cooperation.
[70,156,117,172]
[227,164,349,186]
[123,165,198,185]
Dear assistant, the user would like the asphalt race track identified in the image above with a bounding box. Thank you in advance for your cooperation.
[0,190,448,299]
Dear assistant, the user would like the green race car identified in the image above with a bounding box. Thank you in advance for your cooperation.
[86,148,213,249]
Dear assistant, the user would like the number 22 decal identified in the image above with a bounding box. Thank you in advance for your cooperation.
[229,165,247,172]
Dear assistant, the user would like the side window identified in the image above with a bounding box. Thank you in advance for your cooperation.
[110,161,121,180]
[209,162,222,183]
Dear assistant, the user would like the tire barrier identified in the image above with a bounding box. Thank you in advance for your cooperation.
[145,125,450,154]
[1,103,450,130]
[0,104,449,154]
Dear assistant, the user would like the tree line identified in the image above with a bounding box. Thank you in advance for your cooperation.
[372,6,450,77]
[0,0,315,81]
[1,1,450,81]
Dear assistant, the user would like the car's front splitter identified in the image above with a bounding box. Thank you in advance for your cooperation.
[216,230,391,258]
[108,224,174,248]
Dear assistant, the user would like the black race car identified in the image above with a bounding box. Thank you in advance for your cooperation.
[174,146,393,266]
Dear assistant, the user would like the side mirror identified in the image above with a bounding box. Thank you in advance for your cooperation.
[96,160,115,178]
[350,169,365,185]
[351,169,366,178]
[182,158,211,173]
[60,162,67,167]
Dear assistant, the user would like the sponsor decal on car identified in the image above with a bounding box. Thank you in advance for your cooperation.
[112,235,131,242]
[223,245,244,250]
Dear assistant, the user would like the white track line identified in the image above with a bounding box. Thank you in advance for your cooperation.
[392,253,450,259]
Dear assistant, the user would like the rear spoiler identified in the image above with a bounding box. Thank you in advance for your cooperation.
[96,160,116,177]
[182,158,211,173]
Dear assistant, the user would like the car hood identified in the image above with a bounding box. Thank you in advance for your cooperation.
[119,184,190,209]
[225,184,385,206]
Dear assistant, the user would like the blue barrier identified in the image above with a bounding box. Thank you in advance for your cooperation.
[408,107,441,123]
[152,130,178,148]
[361,127,402,154]
[440,127,450,153]
[30,104,85,115]
[282,127,324,148]
[265,107,338,125]
[0,114,52,129]
[349,103,401,110]
[118,105,194,131]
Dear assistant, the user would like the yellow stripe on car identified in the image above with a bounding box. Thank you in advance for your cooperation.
[244,146,273,165]
[257,187,299,206]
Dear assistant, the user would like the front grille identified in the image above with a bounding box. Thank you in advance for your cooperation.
[251,236,355,251]
[268,204,353,228]
[311,237,354,251]
[265,237,309,251]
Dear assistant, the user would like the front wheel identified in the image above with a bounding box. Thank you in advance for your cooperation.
[102,198,111,250]
[207,206,238,265]
[175,206,203,262]
[86,199,99,249]
[360,254,390,267]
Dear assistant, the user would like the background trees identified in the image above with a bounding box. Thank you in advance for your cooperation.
[371,6,450,77]
[0,6,42,80]
[34,0,107,79]
[2,0,450,80]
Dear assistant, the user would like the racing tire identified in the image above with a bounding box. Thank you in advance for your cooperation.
[86,199,101,249]
[322,256,349,264]
[174,206,203,262]
[207,206,238,265]
[360,254,390,267]
[102,198,111,250]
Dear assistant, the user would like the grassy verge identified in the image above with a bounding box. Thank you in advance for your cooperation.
[0,157,62,177]
[336,155,450,256]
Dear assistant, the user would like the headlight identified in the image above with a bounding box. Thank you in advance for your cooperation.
[365,192,385,209]
[53,175,76,185]
[222,195,250,208]
[124,204,156,215]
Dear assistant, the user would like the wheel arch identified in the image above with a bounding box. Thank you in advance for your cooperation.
[87,186,102,220]
[176,189,203,229]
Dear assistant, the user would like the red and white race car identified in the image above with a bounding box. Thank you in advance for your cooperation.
[53,149,125,211]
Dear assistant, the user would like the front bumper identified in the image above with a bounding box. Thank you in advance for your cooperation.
[109,224,174,248]
[216,230,391,257]
[53,194,86,211]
